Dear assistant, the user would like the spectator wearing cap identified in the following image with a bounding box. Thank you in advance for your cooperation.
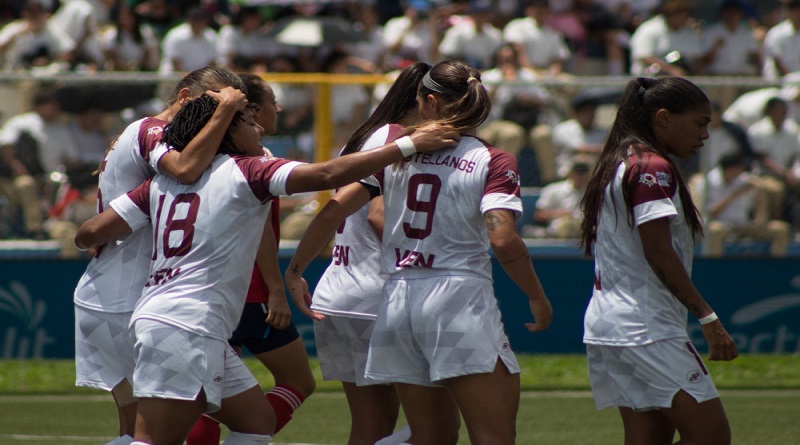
[158,6,218,75]
[699,0,760,76]
[550,93,608,180]
[503,0,572,76]
[763,0,800,79]
[628,0,705,76]
[0,0,74,71]
[383,0,440,68]
[690,152,790,257]
[527,157,591,239]
[438,0,502,70]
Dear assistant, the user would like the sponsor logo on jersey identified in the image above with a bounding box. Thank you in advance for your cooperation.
[506,170,519,184]
[656,171,672,187]
[639,173,656,187]
[146,126,163,136]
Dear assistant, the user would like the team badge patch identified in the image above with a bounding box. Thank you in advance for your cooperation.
[506,170,519,184]
[639,173,656,187]
[147,126,163,136]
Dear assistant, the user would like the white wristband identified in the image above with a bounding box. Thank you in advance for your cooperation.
[698,312,718,325]
[395,136,416,157]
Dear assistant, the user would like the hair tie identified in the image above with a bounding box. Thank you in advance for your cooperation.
[422,70,462,97]
[467,76,479,84]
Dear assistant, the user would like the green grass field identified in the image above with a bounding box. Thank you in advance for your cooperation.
[1,354,799,444]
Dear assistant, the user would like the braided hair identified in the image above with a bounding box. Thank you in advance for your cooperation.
[162,94,245,155]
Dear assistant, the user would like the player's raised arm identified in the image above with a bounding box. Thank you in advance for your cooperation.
[158,86,248,184]
[284,122,458,195]
[285,183,373,320]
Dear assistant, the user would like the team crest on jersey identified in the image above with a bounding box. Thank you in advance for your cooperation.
[639,172,656,187]
[506,170,519,184]
[147,126,163,136]
[656,171,672,187]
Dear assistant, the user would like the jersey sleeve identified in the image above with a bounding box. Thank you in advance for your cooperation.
[625,154,679,226]
[235,156,302,202]
[109,180,151,231]
[480,148,523,218]
[136,117,168,170]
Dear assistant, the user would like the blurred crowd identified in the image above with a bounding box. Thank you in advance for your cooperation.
[0,0,799,257]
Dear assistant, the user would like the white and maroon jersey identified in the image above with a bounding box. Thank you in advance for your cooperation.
[363,135,522,280]
[583,150,694,346]
[311,124,399,319]
[73,117,171,313]
[112,154,300,341]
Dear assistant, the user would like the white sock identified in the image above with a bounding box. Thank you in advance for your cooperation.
[374,424,412,445]
[130,441,150,445]
[223,431,272,444]
[105,436,134,445]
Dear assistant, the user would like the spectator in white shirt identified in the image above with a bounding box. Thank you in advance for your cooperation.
[383,0,440,68]
[158,7,218,75]
[762,0,800,79]
[438,0,502,70]
[690,153,790,257]
[216,6,270,72]
[628,0,705,76]
[101,4,159,71]
[551,94,609,179]
[746,96,800,220]
[0,0,74,71]
[503,0,572,76]
[700,0,760,76]
[0,90,79,238]
[529,158,591,239]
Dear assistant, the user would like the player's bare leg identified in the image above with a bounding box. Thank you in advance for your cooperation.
[111,379,137,438]
[134,395,206,445]
[253,337,315,431]
[212,385,276,436]
[395,383,459,445]
[342,381,400,445]
[663,390,731,445]
[618,407,675,445]
[447,358,518,445]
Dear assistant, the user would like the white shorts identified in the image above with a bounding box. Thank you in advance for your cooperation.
[315,316,384,386]
[365,274,519,387]
[586,338,720,411]
[74,306,135,392]
[132,318,259,413]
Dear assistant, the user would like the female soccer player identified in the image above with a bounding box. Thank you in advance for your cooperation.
[74,94,459,445]
[286,59,552,445]
[186,74,316,444]
[579,76,738,445]
[73,66,247,445]
[288,62,459,445]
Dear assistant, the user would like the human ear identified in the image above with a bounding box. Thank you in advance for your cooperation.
[177,88,192,106]
[653,108,671,128]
